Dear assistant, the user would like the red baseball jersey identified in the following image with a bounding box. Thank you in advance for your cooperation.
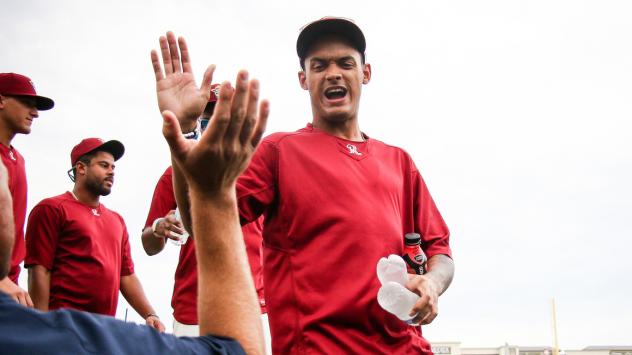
[25,192,134,316]
[237,124,452,355]
[0,144,27,283]
[144,167,266,325]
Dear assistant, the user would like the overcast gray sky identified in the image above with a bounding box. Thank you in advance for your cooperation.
[3,0,631,349]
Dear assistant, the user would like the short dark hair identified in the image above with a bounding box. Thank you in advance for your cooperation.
[297,18,367,70]
[299,35,366,70]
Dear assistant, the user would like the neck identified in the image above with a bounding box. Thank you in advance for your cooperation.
[0,121,16,147]
[312,117,364,142]
[72,185,100,207]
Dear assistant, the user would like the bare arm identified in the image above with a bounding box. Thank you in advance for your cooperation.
[170,159,193,235]
[28,265,50,310]
[0,160,14,280]
[0,162,33,307]
[156,31,269,351]
[120,273,165,332]
[406,254,455,325]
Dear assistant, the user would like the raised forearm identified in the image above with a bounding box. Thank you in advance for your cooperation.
[424,254,455,296]
[170,159,193,236]
[192,190,263,354]
[28,265,51,311]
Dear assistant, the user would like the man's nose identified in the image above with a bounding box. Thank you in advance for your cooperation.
[326,72,342,81]
[325,65,342,81]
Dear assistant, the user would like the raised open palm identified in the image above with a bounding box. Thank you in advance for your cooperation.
[151,31,214,131]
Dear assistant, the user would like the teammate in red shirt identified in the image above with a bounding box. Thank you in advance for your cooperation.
[142,167,267,335]
[25,138,165,331]
[153,18,455,354]
[0,73,54,307]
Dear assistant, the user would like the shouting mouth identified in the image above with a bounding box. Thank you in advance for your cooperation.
[324,86,348,101]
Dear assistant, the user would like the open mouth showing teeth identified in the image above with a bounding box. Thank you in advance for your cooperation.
[324,87,347,99]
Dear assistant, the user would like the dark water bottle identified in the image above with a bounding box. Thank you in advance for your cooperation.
[402,233,427,275]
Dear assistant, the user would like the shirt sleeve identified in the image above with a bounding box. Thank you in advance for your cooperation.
[1,304,246,355]
[120,223,135,276]
[144,167,177,229]
[24,203,62,270]
[237,140,278,225]
[412,168,452,260]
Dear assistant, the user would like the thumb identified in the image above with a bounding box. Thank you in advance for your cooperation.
[162,110,188,162]
[199,64,216,101]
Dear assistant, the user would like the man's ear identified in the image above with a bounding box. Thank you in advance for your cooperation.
[298,71,308,90]
[362,63,372,85]
[75,162,87,177]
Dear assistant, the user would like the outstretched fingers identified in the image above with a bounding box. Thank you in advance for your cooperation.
[159,35,173,75]
[225,70,250,143]
[239,79,260,145]
[166,31,182,73]
[202,81,233,144]
[199,73,269,152]
[199,64,216,101]
[150,50,164,82]
[178,36,192,73]
[251,100,270,148]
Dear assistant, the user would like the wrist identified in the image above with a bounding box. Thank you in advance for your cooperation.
[182,120,201,140]
[145,313,159,320]
[151,218,164,238]
[189,185,237,205]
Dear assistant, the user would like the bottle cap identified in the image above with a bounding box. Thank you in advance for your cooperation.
[404,233,421,245]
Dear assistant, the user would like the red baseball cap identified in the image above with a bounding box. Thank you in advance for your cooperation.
[0,73,54,110]
[296,17,366,65]
[70,138,125,167]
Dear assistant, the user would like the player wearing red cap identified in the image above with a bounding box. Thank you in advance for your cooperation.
[0,73,54,308]
[150,22,452,353]
[25,138,165,332]
[141,83,269,341]
[233,18,454,354]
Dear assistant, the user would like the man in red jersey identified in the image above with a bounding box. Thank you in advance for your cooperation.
[0,73,54,307]
[25,138,165,331]
[153,19,454,354]
[142,85,269,338]
[235,18,454,354]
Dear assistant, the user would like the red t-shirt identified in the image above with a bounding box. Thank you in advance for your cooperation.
[143,167,266,325]
[0,144,27,283]
[24,192,135,316]
[237,124,452,355]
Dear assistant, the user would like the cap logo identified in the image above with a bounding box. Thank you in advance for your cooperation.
[28,80,35,91]
[211,86,220,97]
